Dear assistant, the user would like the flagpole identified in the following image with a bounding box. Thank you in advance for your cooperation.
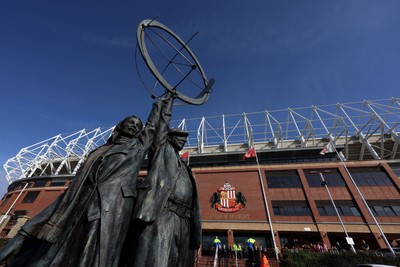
[213,245,219,267]
[253,148,279,263]
[314,171,357,254]
[330,142,395,256]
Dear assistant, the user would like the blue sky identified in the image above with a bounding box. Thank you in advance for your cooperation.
[1,1,400,194]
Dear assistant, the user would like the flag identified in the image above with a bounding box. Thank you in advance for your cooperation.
[181,151,190,165]
[180,151,189,160]
[243,147,256,159]
[320,142,335,155]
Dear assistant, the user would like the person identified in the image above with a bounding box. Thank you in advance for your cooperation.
[231,243,238,258]
[361,239,369,251]
[336,242,344,252]
[0,95,173,267]
[261,253,271,267]
[237,243,243,259]
[246,236,256,262]
[213,236,222,250]
[130,122,202,266]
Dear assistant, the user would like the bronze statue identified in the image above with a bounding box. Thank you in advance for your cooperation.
[0,18,213,267]
[0,96,173,267]
[130,125,201,267]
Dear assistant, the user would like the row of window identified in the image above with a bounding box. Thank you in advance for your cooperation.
[315,200,361,216]
[388,163,400,177]
[367,200,400,217]
[7,178,68,192]
[272,200,400,217]
[272,201,311,216]
[4,166,397,194]
[265,167,394,188]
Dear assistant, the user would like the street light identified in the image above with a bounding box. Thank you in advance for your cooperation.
[310,170,357,254]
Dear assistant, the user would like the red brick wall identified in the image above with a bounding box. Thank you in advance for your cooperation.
[195,169,268,221]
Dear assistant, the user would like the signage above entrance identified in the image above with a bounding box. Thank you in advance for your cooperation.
[210,182,246,213]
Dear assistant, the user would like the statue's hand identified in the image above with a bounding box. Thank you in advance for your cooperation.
[170,90,178,99]
[160,90,177,101]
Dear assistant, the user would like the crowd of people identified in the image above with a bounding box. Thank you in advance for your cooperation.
[280,239,371,254]
[211,236,277,263]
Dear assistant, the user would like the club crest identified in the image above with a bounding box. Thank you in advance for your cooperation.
[210,182,246,212]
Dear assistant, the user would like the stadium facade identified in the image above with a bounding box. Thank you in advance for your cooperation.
[1,98,400,257]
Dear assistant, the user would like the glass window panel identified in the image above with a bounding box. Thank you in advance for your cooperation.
[372,206,386,216]
[325,206,336,216]
[286,206,295,216]
[336,206,344,216]
[50,178,66,187]
[340,206,352,216]
[317,206,326,216]
[265,170,302,188]
[272,201,310,216]
[273,207,281,216]
[302,206,311,216]
[369,206,378,216]
[383,206,396,217]
[392,206,400,216]
[350,168,393,186]
[350,206,361,216]
[21,191,40,204]
[33,180,48,188]
[0,194,12,207]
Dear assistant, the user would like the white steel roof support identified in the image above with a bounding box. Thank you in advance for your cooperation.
[265,111,282,149]
[337,104,380,160]
[197,117,205,153]
[312,106,347,161]
[72,128,113,174]
[54,130,87,175]
[365,101,400,160]
[243,113,253,148]
[222,115,227,152]
[4,99,400,184]
[288,109,307,147]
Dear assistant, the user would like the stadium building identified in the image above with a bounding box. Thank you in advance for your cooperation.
[1,98,400,263]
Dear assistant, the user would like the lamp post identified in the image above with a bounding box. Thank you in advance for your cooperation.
[311,171,357,254]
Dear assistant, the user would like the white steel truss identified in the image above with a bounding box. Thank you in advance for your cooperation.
[3,98,400,184]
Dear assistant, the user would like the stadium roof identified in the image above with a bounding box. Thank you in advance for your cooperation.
[3,98,400,184]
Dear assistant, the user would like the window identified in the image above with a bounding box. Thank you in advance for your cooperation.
[272,201,311,216]
[350,206,361,216]
[316,200,361,216]
[349,167,393,186]
[33,180,48,188]
[0,194,12,207]
[50,178,66,187]
[21,191,40,204]
[367,200,400,217]
[304,169,346,187]
[13,210,28,217]
[388,163,400,177]
[265,170,302,188]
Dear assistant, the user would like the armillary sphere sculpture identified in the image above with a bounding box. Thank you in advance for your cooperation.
[136,18,214,105]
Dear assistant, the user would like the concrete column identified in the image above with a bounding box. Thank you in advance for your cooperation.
[0,214,11,234]
[319,231,331,248]
[338,165,384,248]
[7,216,29,238]
[372,231,387,248]
[227,229,234,246]
[274,230,282,250]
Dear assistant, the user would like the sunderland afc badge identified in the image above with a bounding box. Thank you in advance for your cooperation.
[210,182,246,212]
